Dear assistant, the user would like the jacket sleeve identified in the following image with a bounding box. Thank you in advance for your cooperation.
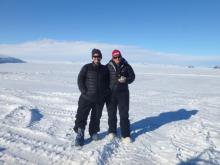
[126,64,135,84]
[77,65,87,94]
[106,66,111,92]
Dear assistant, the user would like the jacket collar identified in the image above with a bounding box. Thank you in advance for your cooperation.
[109,58,127,72]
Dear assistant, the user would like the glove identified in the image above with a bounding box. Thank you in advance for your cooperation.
[118,76,126,83]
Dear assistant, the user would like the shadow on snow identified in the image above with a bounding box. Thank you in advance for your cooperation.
[130,109,198,140]
[28,108,43,127]
[0,147,6,152]
[96,108,198,143]
[178,148,220,165]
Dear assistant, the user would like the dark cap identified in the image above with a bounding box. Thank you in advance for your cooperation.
[92,48,102,58]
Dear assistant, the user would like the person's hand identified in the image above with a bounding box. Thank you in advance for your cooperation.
[118,76,126,83]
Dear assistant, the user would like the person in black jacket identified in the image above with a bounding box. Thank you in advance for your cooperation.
[106,49,135,143]
[74,48,109,146]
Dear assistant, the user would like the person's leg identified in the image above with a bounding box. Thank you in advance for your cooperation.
[74,95,92,133]
[118,92,130,138]
[106,96,118,134]
[89,102,104,136]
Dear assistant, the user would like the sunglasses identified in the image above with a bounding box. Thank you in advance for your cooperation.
[113,56,121,59]
[93,56,101,59]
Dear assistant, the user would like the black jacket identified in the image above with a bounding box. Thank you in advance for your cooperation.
[78,63,109,103]
[107,58,135,93]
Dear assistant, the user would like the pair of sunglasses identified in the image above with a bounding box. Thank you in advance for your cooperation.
[93,56,101,58]
[113,56,121,59]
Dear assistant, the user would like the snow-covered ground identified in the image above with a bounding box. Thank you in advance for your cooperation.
[0,62,220,165]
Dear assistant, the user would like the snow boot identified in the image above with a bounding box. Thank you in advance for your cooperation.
[75,128,85,146]
[122,137,133,144]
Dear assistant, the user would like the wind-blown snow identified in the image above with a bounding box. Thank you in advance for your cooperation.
[0,63,220,165]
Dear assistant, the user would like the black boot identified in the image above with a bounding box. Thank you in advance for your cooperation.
[75,128,84,146]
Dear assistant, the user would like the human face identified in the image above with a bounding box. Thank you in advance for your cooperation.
[112,55,121,64]
[92,53,101,65]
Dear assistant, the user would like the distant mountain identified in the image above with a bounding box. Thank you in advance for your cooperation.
[213,65,220,69]
[0,55,25,64]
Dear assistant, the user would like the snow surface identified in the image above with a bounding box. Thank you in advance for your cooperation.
[0,63,220,165]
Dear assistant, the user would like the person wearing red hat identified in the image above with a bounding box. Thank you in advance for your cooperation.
[106,49,135,143]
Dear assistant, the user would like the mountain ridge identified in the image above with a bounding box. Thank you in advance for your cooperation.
[0,54,25,64]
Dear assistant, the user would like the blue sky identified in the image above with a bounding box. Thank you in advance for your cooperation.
[0,0,220,65]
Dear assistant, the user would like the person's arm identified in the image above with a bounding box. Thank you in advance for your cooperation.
[77,65,87,94]
[126,64,135,84]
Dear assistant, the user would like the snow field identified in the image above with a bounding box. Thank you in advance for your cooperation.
[0,63,220,164]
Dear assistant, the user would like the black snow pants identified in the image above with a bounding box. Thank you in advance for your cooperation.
[74,95,104,136]
[106,91,130,138]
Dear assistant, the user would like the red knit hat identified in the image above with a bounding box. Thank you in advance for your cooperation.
[112,49,121,57]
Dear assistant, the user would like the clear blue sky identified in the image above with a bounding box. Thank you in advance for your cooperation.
[0,0,220,56]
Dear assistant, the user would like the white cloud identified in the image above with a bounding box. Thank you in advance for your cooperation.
[0,38,220,66]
